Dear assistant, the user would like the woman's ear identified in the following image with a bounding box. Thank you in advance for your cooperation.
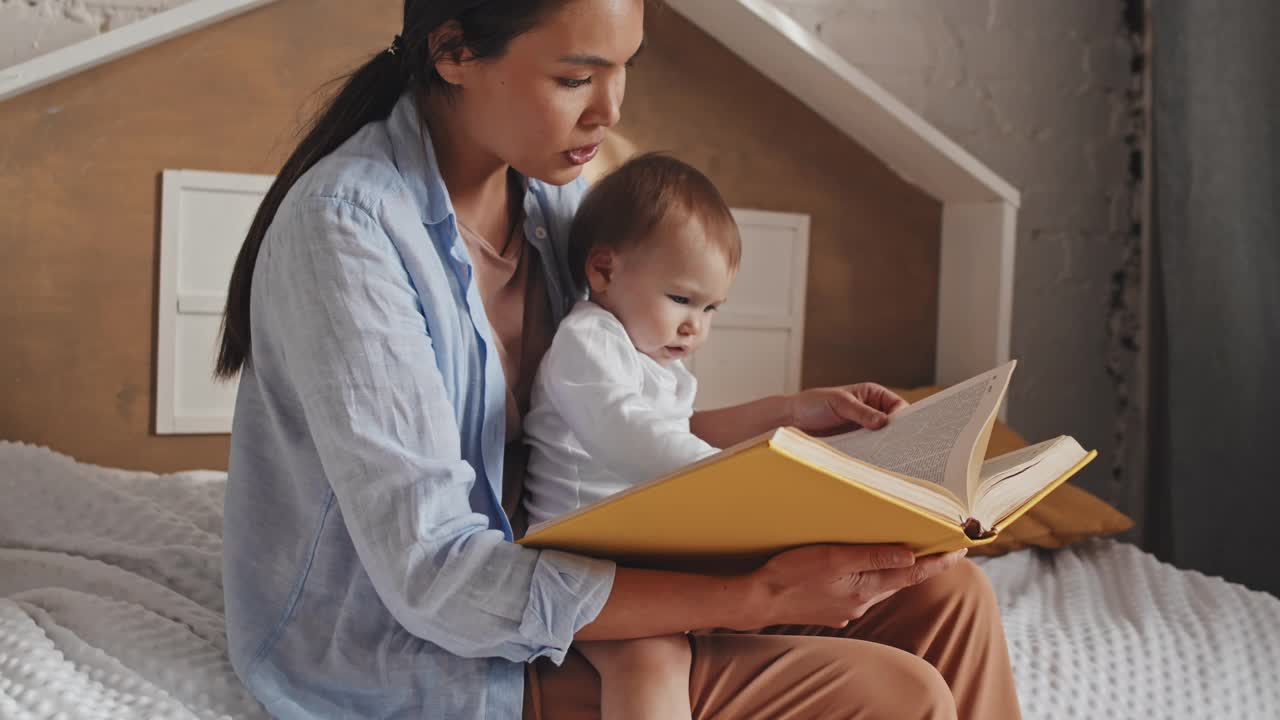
[585,246,617,295]
[429,20,472,87]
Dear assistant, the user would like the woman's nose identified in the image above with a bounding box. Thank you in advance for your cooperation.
[587,72,625,128]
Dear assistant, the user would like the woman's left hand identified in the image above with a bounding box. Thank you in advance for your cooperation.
[784,383,909,436]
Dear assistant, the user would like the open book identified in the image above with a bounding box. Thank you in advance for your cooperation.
[520,360,1096,563]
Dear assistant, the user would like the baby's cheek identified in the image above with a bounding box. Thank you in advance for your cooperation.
[637,321,664,349]
[648,314,672,340]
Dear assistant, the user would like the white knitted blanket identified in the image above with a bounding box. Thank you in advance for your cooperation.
[2,441,1278,719]
[977,539,1280,718]
[0,442,266,719]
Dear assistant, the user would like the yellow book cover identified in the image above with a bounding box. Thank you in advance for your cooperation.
[520,361,1097,566]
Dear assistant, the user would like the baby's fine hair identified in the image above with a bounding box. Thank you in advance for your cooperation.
[568,152,741,291]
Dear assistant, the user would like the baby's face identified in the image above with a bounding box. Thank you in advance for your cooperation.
[591,214,736,367]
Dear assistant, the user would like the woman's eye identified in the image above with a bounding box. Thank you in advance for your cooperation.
[668,294,690,305]
[558,77,592,89]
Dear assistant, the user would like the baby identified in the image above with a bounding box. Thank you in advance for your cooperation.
[523,153,740,719]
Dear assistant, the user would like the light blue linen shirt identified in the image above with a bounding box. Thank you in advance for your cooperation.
[222,91,616,719]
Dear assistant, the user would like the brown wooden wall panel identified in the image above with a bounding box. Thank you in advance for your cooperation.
[0,0,403,472]
[0,1,938,473]
[613,9,941,391]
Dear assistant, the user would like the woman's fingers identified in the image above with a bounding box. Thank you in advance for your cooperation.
[835,550,966,624]
[812,544,916,574]
[849,549,967,597]
[754,545,967,628]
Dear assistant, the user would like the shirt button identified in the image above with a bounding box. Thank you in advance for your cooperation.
[534,227,548,240]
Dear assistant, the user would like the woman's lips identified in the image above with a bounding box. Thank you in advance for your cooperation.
[564,144,599,165]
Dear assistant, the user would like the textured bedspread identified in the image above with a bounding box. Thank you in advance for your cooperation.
[0,442,266,719]
[978,539,1280,718]
[2,441,1278,718]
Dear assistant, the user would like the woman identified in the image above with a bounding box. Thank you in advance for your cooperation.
[218,1,1021,717]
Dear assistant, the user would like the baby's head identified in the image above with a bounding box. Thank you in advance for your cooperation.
[569,153,741,367]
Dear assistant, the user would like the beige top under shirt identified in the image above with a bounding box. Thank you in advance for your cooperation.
[457,209,555,532]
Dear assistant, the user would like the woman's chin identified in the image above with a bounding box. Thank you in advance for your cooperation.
[547,164,586,186]
[520,158,586,187]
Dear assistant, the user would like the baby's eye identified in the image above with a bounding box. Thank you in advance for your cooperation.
[557,77,592,89]
[704,304,719,313]
[667,294,690,305]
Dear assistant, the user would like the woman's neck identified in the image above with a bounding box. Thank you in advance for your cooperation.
[420,91,512,241]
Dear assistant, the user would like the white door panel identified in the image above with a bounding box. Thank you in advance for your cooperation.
[157,169,271,434]
[687,209,809,411]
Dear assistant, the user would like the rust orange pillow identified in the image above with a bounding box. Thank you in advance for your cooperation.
[892,386,1133,557]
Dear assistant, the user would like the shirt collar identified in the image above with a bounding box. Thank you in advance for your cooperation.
[386,90,455,227]
[385,91,546,235]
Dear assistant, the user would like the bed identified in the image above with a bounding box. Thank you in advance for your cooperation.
[3,440,1277,718]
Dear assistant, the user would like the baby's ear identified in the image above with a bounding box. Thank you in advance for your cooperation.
[585,246,616,294]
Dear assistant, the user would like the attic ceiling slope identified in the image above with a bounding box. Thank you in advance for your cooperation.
[0,0,276,102]
[667,0,1020,207]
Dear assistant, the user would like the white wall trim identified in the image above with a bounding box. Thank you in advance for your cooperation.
[936,201,1016,417]
[667,0,1020,207]
[721,208,810,396]
[0,0,277,102]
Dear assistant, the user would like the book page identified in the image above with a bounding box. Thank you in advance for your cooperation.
[825,361,1015,507]
[974,437,1062,497]
[973,436,1089,531]
[777,429,969,523]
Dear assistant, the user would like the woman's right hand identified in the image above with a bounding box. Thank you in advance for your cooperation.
[738,544,969,629]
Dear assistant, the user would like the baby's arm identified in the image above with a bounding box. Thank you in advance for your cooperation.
[540,322,718,485]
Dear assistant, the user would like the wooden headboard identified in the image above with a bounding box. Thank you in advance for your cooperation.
[0,0,940,473]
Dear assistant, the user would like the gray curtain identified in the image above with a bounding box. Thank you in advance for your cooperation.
[1149,1,1280,595]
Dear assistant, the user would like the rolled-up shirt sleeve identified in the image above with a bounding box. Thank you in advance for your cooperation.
[259,196,614,664]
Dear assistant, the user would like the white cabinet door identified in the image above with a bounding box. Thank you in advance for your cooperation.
[685,209,809,411]
[156,169,271,434]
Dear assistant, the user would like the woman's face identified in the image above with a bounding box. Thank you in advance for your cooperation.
[447,0,645,185]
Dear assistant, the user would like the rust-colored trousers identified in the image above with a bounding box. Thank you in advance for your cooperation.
[525,560,1021,719]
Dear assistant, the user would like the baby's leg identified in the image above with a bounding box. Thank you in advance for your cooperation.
[576,634,693,720]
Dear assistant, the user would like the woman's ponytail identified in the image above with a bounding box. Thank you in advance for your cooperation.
[214,46,407,377]
[215,0,572,378]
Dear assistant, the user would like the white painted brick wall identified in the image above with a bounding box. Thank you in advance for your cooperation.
[0,0,190,69]
[770,0,1136,509]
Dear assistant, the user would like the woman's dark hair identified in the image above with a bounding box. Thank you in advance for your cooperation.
[215,0,569,378]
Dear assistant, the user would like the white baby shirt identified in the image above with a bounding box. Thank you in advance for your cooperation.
[522,301,719,527]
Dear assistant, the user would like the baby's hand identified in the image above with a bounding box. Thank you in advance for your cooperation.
[785,383,908,436]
